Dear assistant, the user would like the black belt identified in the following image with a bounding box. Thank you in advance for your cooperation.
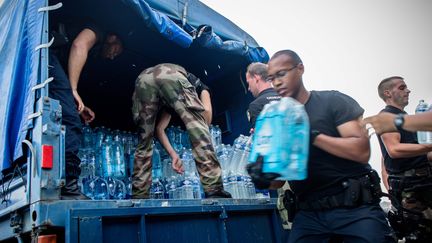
[298,171,382,211]
[390,162,432,178]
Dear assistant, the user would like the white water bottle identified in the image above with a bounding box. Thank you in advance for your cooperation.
[415,100,432,144]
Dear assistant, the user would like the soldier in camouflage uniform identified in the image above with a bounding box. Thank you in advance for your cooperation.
[131,63,231,199]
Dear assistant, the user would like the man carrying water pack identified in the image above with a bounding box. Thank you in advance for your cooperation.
[247,50,395,242]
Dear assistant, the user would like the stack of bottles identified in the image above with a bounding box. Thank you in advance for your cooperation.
[78,126,139,200]
[218,135,261,199]
[77,124,261,200]
[415,100,432,144]
[155,149,203,199]
[150,125,260,199]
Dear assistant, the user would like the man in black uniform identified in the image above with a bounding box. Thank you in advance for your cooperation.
[376,76,432,242]
[245,62,280,131]
[246,62,288,238]
[249,50,394,242]
[50,20,123,199]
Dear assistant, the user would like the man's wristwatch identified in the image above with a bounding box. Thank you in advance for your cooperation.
[394,113,405,131]
[310,129,321,144]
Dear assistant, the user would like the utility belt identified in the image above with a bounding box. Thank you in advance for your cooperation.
[387,163,432,241]
[287,171,382,213]
[388,162,432,197]
[390,162,432,178]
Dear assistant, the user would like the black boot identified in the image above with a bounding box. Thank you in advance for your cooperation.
[61,178,89,200]
[205,189,232,199]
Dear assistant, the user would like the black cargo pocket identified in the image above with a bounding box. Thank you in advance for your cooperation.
[178,78,205,112]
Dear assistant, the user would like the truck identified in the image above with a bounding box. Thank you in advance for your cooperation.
[0,0,283,242]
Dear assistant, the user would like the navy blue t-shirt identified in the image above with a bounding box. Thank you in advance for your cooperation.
[290,90,371,201]
[248,88,281,129]
[376,105,428,174]
[51,19,105,65]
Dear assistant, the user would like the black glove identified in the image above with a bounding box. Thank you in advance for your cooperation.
[187,72,209,96]
[246,155,280,190]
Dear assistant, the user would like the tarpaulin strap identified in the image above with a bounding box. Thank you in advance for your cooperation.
[31,77,53,92]
[28,111,42,120]
[38,2,63,12]
[22,140,37,178]
[181,1,189,27]
[243,41,249,52]
[34,37,54,51]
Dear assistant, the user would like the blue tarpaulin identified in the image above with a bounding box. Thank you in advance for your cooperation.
[0,0,268,172]
[0,0,46,171]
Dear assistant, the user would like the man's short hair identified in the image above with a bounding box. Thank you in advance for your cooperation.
[377,76,403,101]
[271,50,303,65]
[247,62,268,81]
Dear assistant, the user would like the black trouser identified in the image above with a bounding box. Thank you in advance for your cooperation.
[388,174,432,242]
[48,52,82,180]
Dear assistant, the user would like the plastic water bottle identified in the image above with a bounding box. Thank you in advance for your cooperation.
[428,104,432,143]
[88,177,109,200]
[173,126,184,153]
[236,136,252,198]
[82,125,94,148]
[101,135,116,177]
[150,145,165,199]
[215,125,222,147]
[124,135,135,177]
[249,97,309,180]
[184,149,202,199]
[150,178,165,199]
[105,177,126,199]
[210,125,217,147]
[178,150,193,199]
[152,145,162,178]
[217,144,230,193]
[238,137,256,198]
[94,127,107,152]
[415,100,432,144]
[190,165,202,199]
[226,135,246,198]
[112,140,126,179]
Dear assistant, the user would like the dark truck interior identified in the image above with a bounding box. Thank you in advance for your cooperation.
[49,0,254,144]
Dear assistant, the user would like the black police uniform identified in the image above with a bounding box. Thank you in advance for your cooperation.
[288,91,394,243]
[247,88,281,129]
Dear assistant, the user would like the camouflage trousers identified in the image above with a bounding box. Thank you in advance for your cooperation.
[388,174,432,241]
[131,64,223,198]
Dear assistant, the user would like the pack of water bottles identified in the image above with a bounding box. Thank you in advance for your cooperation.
[77,124,262,200]
[249,97,310,181]
[217,135,266,199]
[415,99,432,144]
[157,125,259,199]
[78,126,137,200]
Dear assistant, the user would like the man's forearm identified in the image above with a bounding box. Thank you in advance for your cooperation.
[386,143,432,159]
[314,134,370,163]
[404,112,432,132]
[68,46,89,90]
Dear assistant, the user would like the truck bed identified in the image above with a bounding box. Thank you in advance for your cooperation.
[0,198,283,242]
